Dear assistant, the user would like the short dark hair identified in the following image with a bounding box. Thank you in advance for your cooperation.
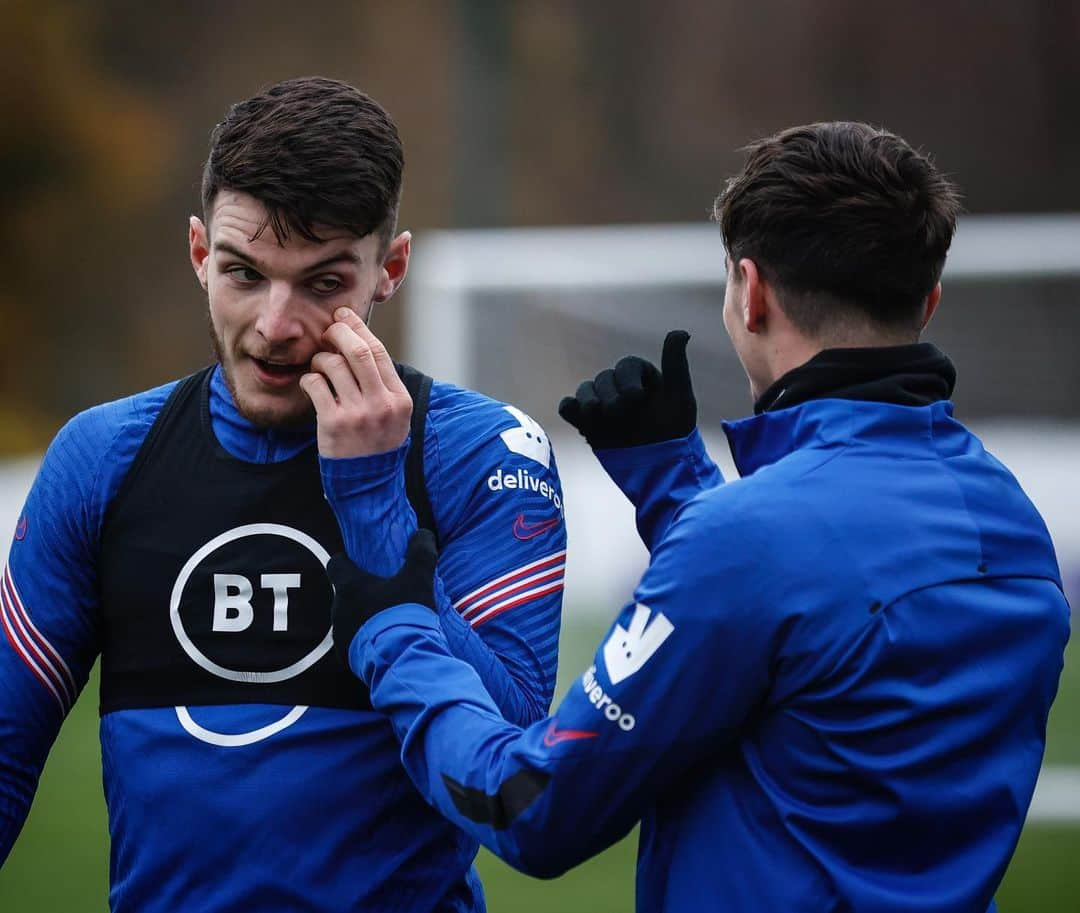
[714,122,962,334]
[201,77,404,248]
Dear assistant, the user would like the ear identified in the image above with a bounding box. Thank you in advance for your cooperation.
[374,231,411,303]
[738,258,769,334]
[189,216,210,291]
[921,282,942,329]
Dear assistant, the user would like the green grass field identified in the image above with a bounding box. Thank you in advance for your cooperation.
[0,624,1075,911]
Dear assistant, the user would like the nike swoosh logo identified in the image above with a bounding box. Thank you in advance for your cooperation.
[14,515,27,541]
[513,514,561,540]
[543,722,598,747]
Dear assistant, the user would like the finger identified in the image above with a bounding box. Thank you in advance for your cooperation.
[613,356,654,401]
[334,307,407,395]
[593,368,618,405]
[310,351,361,404]
[406,529,439,580]
[575,379,602,423]
[558,395,584,430]
[660,330,692,394]
[322,322,385,398]
[299,371,339,416]
[594,368,627,420]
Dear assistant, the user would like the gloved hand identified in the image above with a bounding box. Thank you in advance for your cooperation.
[327,529,438,668]
[558,330,697,449]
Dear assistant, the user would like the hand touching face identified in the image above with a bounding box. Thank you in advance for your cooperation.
[300,307,413,458]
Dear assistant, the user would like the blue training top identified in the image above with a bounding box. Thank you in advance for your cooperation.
[346,399,1069,913]
[0,365,567,912]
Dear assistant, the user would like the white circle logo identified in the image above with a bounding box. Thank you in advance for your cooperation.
[169,522,332,683]
[174,705,310,748]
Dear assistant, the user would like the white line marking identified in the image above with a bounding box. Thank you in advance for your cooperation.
[1028,765,1080,823]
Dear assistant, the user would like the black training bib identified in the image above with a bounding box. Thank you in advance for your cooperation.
[97,364,433,714]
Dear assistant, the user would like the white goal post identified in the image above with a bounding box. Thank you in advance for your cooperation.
[405,214,1080,389]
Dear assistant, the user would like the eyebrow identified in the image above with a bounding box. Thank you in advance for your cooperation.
[213,241,362,274]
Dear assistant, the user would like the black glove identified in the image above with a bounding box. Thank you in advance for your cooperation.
[327,529,438,668]
[558,330,697,449]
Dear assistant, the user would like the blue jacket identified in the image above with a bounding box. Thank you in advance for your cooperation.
[0,366,566,912]
[349,398,1069,912]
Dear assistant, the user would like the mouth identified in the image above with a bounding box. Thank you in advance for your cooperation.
[249,356,307,387]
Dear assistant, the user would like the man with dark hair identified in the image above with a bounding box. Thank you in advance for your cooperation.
[0,77,566,912]
[326,122,1068,911]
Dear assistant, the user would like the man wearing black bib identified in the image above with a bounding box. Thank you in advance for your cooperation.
[0,77,567,913]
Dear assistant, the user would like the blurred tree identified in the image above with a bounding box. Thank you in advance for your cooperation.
[3,0,1079,452]
[455,0,510,227]
[0,0,175,449]
[503,0,1080,223]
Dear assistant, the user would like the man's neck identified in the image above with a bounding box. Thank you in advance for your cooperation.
[208,365,316,463]
[753,342,956,414]
[757,326,920,401]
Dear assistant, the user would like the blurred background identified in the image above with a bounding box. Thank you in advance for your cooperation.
[1,0,1078,909]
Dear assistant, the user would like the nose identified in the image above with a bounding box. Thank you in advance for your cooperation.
[253,281,304,346]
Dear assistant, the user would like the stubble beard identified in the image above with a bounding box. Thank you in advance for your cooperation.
[206,313,316,431]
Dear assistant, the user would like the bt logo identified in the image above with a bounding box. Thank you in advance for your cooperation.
[169,523,334,746]
[170,523,332,684]
[212,573,301,633]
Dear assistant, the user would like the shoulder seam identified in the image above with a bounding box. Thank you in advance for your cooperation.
[86,408,148,543]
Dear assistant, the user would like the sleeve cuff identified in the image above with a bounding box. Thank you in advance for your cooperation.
[319,437,410,484]
[594,427,706,475]
[349,602,441,677]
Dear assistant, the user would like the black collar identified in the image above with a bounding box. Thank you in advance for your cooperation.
[754,343,957,415]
